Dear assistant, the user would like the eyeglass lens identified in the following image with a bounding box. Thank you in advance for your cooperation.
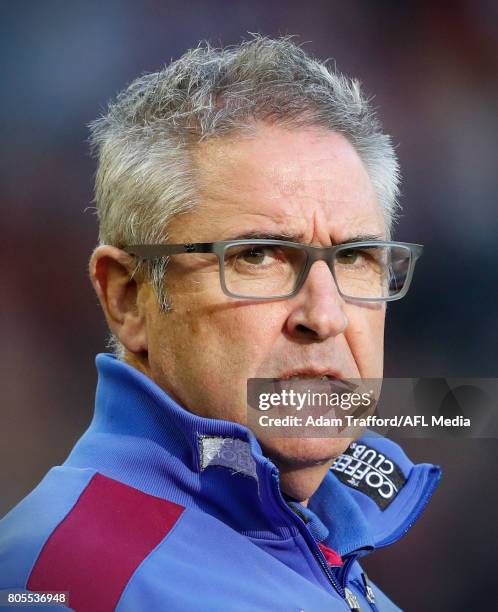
[222,243,412,299]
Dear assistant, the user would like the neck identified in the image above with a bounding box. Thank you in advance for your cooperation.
[258,438,352,506]
[273,459,337,507]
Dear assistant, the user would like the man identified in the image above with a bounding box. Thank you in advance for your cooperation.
[0,36,440,610]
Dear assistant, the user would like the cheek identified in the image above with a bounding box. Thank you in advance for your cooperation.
[209,305,284,362]
[345,305,385,377]
[163,299,285,375]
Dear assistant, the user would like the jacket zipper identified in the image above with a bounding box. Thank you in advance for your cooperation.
[361,573,376,606]
[361,573,378,611]
[349,574,378,612]
[339,554,362,611]
[269,467,362,610]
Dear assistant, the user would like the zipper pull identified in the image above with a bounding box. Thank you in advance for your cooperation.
[361,572,376,604]
[344,587,361,611]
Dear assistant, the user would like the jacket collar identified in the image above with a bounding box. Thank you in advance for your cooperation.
[68,353,440,556]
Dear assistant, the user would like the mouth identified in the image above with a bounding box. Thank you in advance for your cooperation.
[276,370,357,390]
[278,370,341,381]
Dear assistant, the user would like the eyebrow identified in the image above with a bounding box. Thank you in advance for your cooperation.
[338,233,385,244]
[225,230,385,245]
[228,231,305,242]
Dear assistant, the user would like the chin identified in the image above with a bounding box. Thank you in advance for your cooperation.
[258,435,353,469]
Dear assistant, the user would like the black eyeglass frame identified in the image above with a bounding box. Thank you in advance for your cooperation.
[123,239,424,302]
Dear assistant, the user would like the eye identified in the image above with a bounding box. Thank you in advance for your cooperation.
[336,249,362,265]
[335,247,387,275]
[240,247,269,264]
[236,246,284,266]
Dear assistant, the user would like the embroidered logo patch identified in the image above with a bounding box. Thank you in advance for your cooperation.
[198,435,258,480]
[331,441,407,510]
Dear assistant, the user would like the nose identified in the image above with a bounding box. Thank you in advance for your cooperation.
[285,261,348,341]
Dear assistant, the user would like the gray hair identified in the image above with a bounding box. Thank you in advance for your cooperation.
[89,35,401,359]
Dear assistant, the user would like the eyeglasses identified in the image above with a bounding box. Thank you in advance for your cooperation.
[123,239,423,302]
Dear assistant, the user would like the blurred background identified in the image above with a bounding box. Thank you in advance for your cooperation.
[1,1,497,609]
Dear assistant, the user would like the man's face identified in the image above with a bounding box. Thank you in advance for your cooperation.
[142,124,386,466]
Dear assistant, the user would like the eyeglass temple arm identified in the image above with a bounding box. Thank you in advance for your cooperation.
[123,243,214,258]
[123,241,424,260]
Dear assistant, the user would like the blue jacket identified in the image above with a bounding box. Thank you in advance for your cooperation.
[0,354,441,611]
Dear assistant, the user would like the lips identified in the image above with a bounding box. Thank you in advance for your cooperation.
[278,369,343,381]
[276,370,357,390]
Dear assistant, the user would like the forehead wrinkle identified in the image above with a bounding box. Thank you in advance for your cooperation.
[195,162,312,237]
[210,211,308,242]
[191,126,384,243]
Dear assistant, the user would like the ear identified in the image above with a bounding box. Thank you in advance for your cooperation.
[89,246,149,354]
